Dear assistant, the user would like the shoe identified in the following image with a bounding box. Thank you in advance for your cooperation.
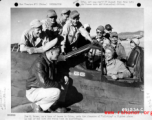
[31,103,43,113]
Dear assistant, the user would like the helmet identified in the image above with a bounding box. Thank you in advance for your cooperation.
[105,24,113,31]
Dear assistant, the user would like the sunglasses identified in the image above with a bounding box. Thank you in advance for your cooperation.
[96,31,104,34]
[49,16,57,19]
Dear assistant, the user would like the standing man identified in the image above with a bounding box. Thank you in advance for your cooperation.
[26,47,69,113]
[109,32,126,61]
[61,10,94,53]
[58,10,71,27]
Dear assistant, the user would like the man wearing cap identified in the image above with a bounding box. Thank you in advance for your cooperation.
[19,19,58,54]
[104,24,113,39]
[42,9,62,40]
[109,32,126,61]
[92,25,110,48]
[61,10,94,53]
[58,10,71,27]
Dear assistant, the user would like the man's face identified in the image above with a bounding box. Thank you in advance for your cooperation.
[33,27,42,38]
[49,16,57,25]
[62,13,69,22]
[96,30,104,38]
[51,49,60,61]
[110,36,118,45]
[71,16,79,26]
[105,49,113,61]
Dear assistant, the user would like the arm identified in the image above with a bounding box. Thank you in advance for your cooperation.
[35,62,60,88]
[33,37,58,53]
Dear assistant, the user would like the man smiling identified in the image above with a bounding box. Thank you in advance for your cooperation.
[61,10,94,53]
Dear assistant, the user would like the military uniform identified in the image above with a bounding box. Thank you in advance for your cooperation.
[62,20,91,52]
[20,28,48,48]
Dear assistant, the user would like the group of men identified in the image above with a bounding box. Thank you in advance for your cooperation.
[19,9,142,113]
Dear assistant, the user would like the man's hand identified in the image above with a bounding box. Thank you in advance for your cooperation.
[64,76,69,85]
[27,48,35,54]
[111,74,118,80]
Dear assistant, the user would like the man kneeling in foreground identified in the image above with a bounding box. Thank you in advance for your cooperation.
[26,46,68,113]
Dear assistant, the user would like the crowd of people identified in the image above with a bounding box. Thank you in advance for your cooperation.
[18,9,143,113]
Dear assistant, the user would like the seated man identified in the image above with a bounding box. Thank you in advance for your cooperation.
[109,32,126,61]
[61,10,94,53]
[104,45,131,80]
[19,19,58,54]
[26,47,68,113]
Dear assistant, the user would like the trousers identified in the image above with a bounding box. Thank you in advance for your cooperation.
[26,87,60,111]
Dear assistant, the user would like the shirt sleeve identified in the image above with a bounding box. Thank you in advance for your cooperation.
[19,30,30,46]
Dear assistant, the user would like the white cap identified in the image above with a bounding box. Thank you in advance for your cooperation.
[84,24,91,29]
[30,19,42,28]
[131,38,140,45]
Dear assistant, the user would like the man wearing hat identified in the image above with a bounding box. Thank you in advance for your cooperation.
[19,19,59,54]
[61,10,94,53]
[92,25,110,48]
[58,10,71,27]
[19,19,48,54]
[109,32,126,61]
[88,25,110,67]
[42,9,62,39]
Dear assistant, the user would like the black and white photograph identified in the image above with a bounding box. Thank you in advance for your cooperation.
[11,8,144,113]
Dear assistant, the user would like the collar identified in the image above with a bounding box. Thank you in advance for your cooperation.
[43,53,53,65]
[106,59,116,66]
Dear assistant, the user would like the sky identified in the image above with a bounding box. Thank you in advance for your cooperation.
[11,8,143,43]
